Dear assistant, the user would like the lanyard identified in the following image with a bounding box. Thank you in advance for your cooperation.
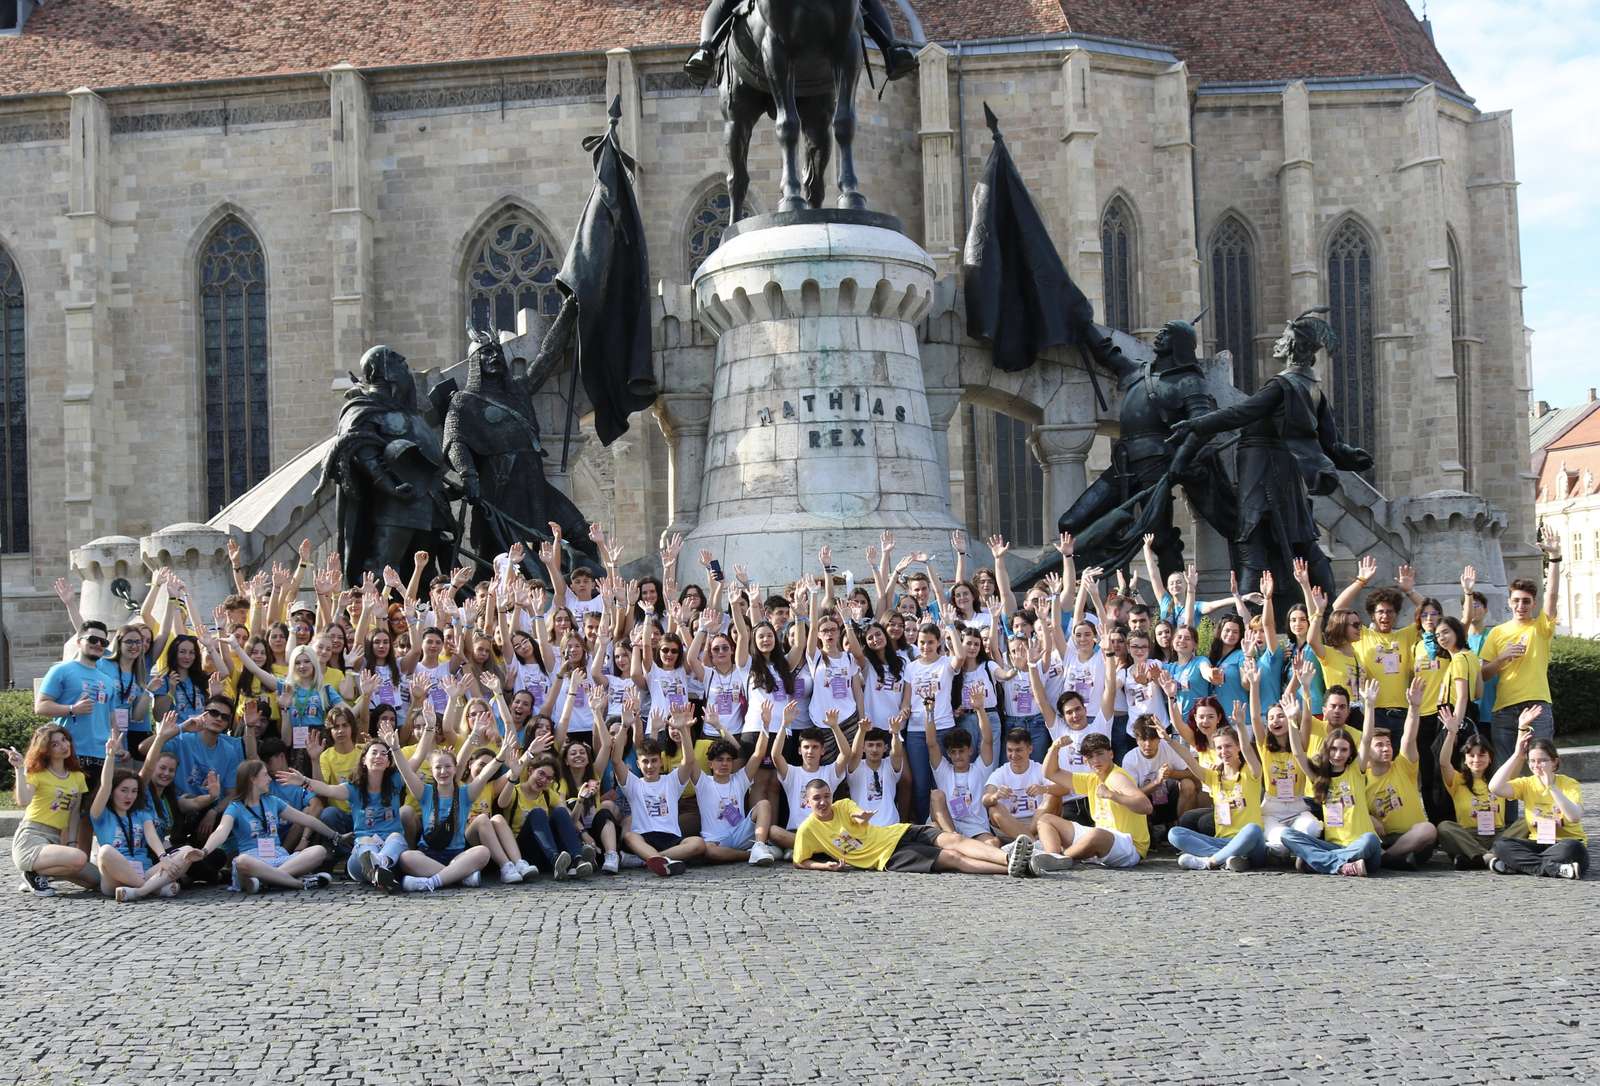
[245,801,271,837]
[115,807,139,853]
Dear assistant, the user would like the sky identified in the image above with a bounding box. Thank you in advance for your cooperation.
[1407,0,1600,408]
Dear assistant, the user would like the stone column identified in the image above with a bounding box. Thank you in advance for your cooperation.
[685,214,960,581]
[924,387,964,506]
[68,536,145,629]
[63,87,114,545]
[1279,82,1320,319]
[1030,423,1097,540]
[653,392,713,539]
[141,524,238,617]
[1059,48,1102,319]
[916,43,958,274]
[1152,63,1202,321]
[329,63,374,388]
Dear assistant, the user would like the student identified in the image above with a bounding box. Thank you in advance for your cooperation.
[277,738,407,887]
[790,778,1031,876]
[380,714,501,892]
[1481,526,1563,765]
[1413,612,1478,821]
[1163,625,1211,721]
[845,721,905,829]
[981,725,1082,876]
[191,760,341,894]
[1488,723,1587,879]
[1036,733,1152,869]
[5,728,100,896]
[1435,703,1505,870]
[1033,667,1113,826]
[902,621,961,822]
[694,706,780,865]
[497,741,597,881]
[1254,686,1324,858]
[1361,677,1439,869]
[171,696,254,841]
[35,622,115,805]
[1332,557,1423,733]
[556,734,623,874]
[313,706,364,833]
[1161,721,1266,872]
[926,704,997,843]
[1119,717,1195,839]
[1280,693,1382,877]
[87,727,194,902]
[609,702,707,877]
[769,709,852,849]
[994,628,1051,763]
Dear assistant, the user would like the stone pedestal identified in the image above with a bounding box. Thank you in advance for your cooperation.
[141,523,240,616]
[685,211,961,582]
[68,535,145,627]
[1398,491,1509,613]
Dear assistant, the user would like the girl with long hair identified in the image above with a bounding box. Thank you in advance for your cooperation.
[1161,719,1267,872]
[191,759,340,894]
[5,727,98,895]
[1488,722,1588,879]
[1435,704,1504,870]
[1279,701,1383,877]
[375,713,501,892]
[88,722,195,901]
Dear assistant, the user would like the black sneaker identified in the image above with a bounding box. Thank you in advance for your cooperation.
[664,858,687,877]
[20,873,54,898]
[301,872,333,890]
[374,863,400,894]
[358,849,380,886]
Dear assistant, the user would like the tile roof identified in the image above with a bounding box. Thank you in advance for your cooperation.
[0,0,1462,99]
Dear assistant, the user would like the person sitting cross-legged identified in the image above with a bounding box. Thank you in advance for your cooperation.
[1036,732,1153,870]
[1487,723,1588,880]
[609,698,707,878]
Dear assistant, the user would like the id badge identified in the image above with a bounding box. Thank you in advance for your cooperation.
[113,708,130,732]
[1535,816,1557,845]
[429,686,449,713]
[293,726,309,749]
[1325,801,1345,828]
[830,672,848,699]
[668,688,687,710]
[1016,690,1033,714]
[715,690,734,716]
[1475,808,1496,836]
[1216,798,1233,826]
[257,837,279,861]
[1274,777,1296,801]
[1381,650,1399,675]
[574,685,589,709]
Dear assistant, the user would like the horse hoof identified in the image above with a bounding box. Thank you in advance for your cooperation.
[779,196,807,213]
[836,192,866,211]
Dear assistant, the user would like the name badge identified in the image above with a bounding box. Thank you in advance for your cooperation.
[1274,777,1296,801]
[1475,808,1496,836]
[113,708,130,731]
[715,690,734,715]
[257,836,279,861]
[293,726,309,749]
[1015,690,1034,715]
[830,672,849,699]
[1325,801,1345,828]
[1535,816,1558,845]
[1216,797,1233,826]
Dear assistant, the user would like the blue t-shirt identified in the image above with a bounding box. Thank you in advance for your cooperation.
[1157,593,1205,628]
[91,804,154,866]
[343,780,405,837]
[1164,657,1213,719]
[281,682,344,733]
[172,731,245,800]
[40,659,114,757]
[97,658,151,736]
[418,783,468,852]
[1286,641,1325,715]
[1209,648,1248,723]
[154,673,207,721]
[144,790,177,843]
[268,780,313,811]
[1467,629,1497,721]
[224,794,289,855]
[1255,645,1284,726]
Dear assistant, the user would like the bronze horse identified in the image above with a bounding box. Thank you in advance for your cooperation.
[718,0,865,220]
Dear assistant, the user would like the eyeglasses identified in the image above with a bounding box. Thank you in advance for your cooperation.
[84,635,108,647]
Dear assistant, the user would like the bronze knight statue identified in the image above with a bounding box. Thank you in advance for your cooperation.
[316,345,459,583]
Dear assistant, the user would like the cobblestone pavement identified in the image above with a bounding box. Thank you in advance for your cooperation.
[2,789,1598,1085]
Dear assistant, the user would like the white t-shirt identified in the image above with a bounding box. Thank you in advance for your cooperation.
[905,657,957,731]
[744,666,795,735]
[1037,650,1067,708]
[959,662,999,712]
[1119,666,1170,732]
[1120,744,1184,799]
[809,652,860,725]
[985,761,1049,819]
[999,668,1039,718]
[510,658,551,710]
[780,761,842,830]
[846,757,901,826]
[622,770,686,836]
[1047,712,1114,800]
[646,666,692,715]
[565,588,605,619]
[410,659,454,715]
[703,665,749,735]
[551,671,596,734]
[1061,651,1104,715]
[934,758,994,838]
[602,673,632,723]
[694,768,752,845]
[861,661,907,728]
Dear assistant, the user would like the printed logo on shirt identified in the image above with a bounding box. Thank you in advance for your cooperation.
[643,793,670,819]
[828,831,865,853]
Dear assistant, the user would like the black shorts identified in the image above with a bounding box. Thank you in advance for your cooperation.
[640,830,682,851]
[884,824,944,873]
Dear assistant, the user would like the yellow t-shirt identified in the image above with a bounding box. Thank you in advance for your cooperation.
[791,798,909,870]
[1481,614,1556,710]
[1364,754,1425,835]
[1258,745,1306,805]
[1449,649,1483,705]
[1312,644,1359,696]
[1412,643,1450,716]
[1354,626,1420,709]
[24,769,88,831]
[1319,764,1376,846]
[498,781,563,833]
[1508,774,1586,843]
[1200,763,1263,838]
[1072,768,1150,858]
[318,745,364,812]
[1447,774,1505,834]
[1306,718,1361,759]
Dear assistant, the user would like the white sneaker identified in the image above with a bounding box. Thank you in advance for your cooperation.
[748,841,778,867]
[401,875,437,893]
[500,861,523,884]
[1028,851,1074,877]
[1177,853,1210,871]
[1488,856,1511,875]
[515,860,537,880]
[601,851,621,875]
[1557,862,1580,880]
[462,870,482,888]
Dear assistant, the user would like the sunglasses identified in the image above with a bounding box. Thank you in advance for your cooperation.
[84,635,109,647]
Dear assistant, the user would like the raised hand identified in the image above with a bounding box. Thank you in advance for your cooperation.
[1259,569,1275,599]
[1537,523,1562,560]
[1396,564,1416,594]
[1460,565,1477,594]
[950,530,966,555]
[986,534,1009,559]
[1056,531,1075,557]
[1357,555,1378,583]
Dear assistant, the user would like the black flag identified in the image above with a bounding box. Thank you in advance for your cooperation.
[555,96,656,446]
[962,103,1097,376]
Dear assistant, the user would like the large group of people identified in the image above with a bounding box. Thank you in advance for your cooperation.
[7,520,1586,902]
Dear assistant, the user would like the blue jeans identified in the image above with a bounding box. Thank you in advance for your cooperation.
[1492,700,1554,822]
[516,806,585,872]
[1280,829,1383,874]
[319,807,354,834]
[904,728,934,824]
[1111,713,1133,761]
[1005,713,1050,764]
[952,711,983,753]
[1168,823,1267,867]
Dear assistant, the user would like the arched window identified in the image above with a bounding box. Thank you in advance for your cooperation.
[200,217,271,517]
[0,243,27,553]
[961,404,1044,549]
[465,209,561,337]
[1448,231,1471,489]
[1209,216,1257,391]
[686,186,732,277]
[1100,196,1137,334]
[1326,219,1377,479]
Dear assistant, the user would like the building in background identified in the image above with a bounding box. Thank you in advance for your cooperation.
[1532,392,1600,637]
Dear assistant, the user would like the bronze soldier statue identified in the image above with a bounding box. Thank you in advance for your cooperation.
[443,328,601,575]
[1168,307,1373,601]
[316,345,458,583]
[1057,320,1238,580]
[684,0,918,85]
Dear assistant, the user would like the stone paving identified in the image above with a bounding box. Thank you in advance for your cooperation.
[2,789,1598,1085]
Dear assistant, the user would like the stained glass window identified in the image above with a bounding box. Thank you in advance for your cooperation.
[0,243,27,553]
[1448,231,1472,490]
[687,186,733,277]
[993,412,1043,548]
[466,211,561,337]
[1326,220,1377,481]
[1101,196,1137,334]
[200,217,271,517]
[1209,216,1257,392]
